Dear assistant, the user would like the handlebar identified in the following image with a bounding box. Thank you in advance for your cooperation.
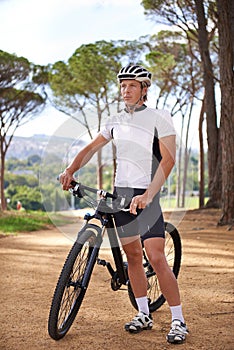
[70,181,117,200]
[57,177,115,199]
[58,177,131,212]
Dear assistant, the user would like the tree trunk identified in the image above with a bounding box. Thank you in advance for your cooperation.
[181,148,189,207]
[216,0,234,225]
[181,100,193,207]
[198,97,205,208]
[176,115,185,208]
[176,142,182,207]
[194,0,221,207]
[0,147,7,211]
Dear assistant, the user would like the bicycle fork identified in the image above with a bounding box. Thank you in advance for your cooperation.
[82,245,100,289]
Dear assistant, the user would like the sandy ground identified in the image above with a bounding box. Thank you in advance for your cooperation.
[0,209,233,350]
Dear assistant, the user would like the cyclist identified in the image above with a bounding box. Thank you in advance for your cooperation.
[59,64,188,344]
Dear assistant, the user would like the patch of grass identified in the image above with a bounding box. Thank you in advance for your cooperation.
[0,211,74,236]
[160,196,209,209]
[0,211,50,235]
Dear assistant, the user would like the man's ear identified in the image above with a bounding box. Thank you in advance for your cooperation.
[142,86,148,100]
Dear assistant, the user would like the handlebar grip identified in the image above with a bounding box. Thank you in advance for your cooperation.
[57,175,77,187]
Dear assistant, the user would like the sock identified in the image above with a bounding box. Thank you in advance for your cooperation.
[135,296,149,315]
[170,305,184,323]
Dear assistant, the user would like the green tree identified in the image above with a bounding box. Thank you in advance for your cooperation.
[144,30,204,207]
[27,154,41,166]
[0,50,46,211]
[49,41,121,135]
[5,185,44,211]
[49,41,121,188]
[141,0,222,209]
[5,173,38,188]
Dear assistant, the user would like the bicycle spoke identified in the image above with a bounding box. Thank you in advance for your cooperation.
[56,245,90,329]
[147,276,160,302]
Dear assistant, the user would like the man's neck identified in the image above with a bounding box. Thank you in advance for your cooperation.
[124,103,147,113]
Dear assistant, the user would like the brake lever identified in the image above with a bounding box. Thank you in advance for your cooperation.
[69,182,84,198]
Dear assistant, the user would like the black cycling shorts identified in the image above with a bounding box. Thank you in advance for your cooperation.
[113,187,165,241]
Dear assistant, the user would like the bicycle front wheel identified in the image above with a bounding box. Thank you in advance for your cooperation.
[48,226,99,340]
[128,222,181,313]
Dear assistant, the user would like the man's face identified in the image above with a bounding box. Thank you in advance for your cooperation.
[120,79,147,106]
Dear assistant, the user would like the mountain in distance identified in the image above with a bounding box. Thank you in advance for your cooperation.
[6,134,86,160]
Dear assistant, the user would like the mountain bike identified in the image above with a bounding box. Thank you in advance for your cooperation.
[48,181,182,340]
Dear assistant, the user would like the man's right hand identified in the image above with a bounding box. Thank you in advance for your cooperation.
[58,170,76,191]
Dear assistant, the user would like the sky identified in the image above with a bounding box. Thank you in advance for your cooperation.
[1,0,166,137]
[1,0,160,66]
[1,0,202,149]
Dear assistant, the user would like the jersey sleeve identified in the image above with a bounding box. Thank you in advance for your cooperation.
[100,117,113,141]
[156,110,176,138]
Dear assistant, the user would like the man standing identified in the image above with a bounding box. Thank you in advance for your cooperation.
[59,64,188,344]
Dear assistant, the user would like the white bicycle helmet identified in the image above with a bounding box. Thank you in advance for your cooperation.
[117,64,152,86]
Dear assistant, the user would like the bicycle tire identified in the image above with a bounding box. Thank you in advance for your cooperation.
[128,221,181,313]
[48,226,100,340]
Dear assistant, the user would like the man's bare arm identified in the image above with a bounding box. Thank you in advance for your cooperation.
[60,133,109,190]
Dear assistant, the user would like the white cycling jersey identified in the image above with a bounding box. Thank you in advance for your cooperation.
[100,106,176,189]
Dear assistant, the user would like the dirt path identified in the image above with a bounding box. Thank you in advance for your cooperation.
[0,209,233,350]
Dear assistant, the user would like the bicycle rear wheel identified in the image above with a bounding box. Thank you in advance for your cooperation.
[128,222,181,313]
[48,226,100,340]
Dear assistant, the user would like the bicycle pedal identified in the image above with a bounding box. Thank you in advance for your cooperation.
[97,259,107,266]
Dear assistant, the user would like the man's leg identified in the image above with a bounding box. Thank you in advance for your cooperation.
[144,237,188,343]
[121,236,153,333]
[121,236,148,298]
[144,237,181,306]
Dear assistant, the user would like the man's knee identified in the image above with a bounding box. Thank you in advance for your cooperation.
[124,246,143,265]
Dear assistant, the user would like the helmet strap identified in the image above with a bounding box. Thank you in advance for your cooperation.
[125,96,143,114]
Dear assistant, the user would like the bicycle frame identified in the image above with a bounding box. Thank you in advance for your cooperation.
[80,198,129,290]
